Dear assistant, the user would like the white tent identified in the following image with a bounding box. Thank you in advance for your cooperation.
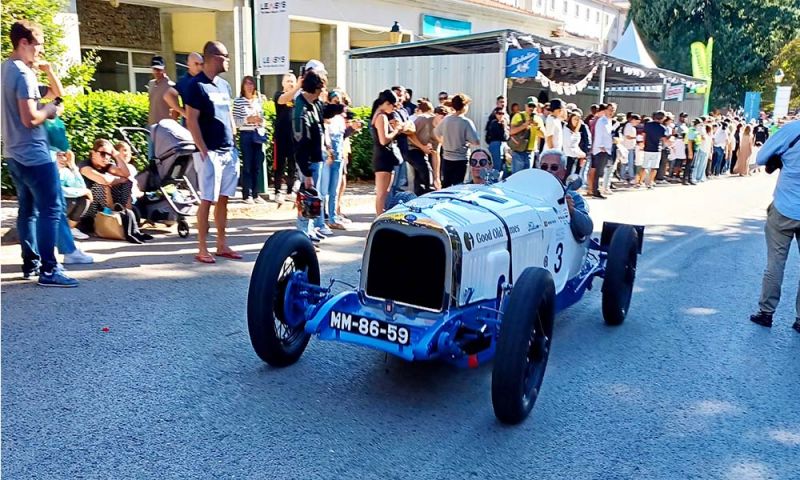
[610,22,657,69]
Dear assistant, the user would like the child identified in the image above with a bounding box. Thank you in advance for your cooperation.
[114,141,142,205]
[669,133,687,178]
[633,136,646,188]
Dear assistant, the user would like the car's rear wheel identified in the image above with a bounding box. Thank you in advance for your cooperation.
[492,267,555,425]
[602,225,639,326]
[247,230,319,366]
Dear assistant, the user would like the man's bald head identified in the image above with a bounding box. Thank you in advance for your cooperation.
[187,52,203,76]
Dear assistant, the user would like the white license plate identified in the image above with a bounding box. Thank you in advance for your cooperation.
[329,312,410,345]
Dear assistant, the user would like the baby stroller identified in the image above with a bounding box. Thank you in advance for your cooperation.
[117,119,200,238]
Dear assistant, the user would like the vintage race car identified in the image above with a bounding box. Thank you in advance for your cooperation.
[247,169,643,424]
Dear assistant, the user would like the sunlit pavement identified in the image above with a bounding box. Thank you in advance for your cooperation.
[2,173,799,479]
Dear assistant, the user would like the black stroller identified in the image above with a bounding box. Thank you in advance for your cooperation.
[116,119,200,238]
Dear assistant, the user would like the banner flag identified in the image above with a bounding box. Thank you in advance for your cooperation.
[256,0,290,75]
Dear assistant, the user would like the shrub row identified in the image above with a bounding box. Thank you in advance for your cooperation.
[2,90,377,195]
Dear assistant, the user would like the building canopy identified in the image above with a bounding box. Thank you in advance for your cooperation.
[349,29,706,92]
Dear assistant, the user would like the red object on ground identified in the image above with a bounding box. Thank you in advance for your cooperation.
[101,327,110,332]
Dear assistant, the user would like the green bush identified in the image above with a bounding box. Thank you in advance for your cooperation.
[1,91,377,195]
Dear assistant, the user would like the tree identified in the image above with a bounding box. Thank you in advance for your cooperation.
[628,0,800,109]
[761,38,800,112]
[1,0,96,89]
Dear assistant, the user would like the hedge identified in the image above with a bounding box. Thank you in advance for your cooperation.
[1,90,377,195]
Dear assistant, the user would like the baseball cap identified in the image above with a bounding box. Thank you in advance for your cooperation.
[150,55,166,69]
[304,59,327,75]
[526,96,538,106]
[679,112,688,118]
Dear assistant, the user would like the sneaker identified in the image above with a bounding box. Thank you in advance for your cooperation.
[308,234,322,244]
[38,267,79,288]
[254,196,268,205]
[244,197,255,205]
[792,320,800,334]
[70,228,89,240]
[63,249,94,265]
[591,192,606,199]
[317,225,334,236]
[749,311,773,328]
[340,216,353,225]
[22,264,40,280]
[276,193,286,204]
[328,222,346,231]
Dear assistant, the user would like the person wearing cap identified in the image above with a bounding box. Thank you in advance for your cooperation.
[147,55,175,125]
[507,96,544,174]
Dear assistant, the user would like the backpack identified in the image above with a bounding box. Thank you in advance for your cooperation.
[508,113,531,153]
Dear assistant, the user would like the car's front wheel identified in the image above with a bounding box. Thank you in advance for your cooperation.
[247,230,319,367]
[602,225,639,326]
[492,267,555,425]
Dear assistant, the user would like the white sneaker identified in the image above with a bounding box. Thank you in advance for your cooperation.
[276,193,286,204]
[317,225,334,236]
[244,197,255,205]
[63,249,94,265]
[70,228,89,240]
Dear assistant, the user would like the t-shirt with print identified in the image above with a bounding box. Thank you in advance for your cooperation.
[643,121,668,153]
[183,72,234,152]
[1,59,52,166]
[544,115,564,150]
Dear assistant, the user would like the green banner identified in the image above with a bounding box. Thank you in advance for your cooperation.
[690,38,713,114]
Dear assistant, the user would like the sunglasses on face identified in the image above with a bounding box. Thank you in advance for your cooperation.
[95,150,114,158]
[470,157,491,167]
[541,163,561,172]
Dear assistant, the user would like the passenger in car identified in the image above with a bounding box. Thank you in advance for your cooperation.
[539,149,594,242]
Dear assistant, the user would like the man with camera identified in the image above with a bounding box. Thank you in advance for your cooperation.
[750,119,800,333]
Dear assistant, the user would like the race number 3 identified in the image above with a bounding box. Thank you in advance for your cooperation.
[554,243,564,273]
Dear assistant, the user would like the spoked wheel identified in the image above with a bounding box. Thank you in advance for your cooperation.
[247,230,319,366]
[492,267,555,425]
[177,219,190,238]
[602,225,639,326]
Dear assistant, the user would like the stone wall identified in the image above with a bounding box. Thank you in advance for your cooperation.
[77,0,161,50]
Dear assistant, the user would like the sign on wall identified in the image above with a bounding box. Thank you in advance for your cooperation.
[774,86,793,119]
[505,48,540,78]
[743,92,761,122]
[256,1,290,75]
[421,15,472,38]
[663,83,685,102]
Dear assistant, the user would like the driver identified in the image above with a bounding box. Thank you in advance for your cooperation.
[539,149,594,242]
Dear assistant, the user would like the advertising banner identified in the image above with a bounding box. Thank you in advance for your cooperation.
[256,0,290,75]
[421,15,471,38]
[774,86,793,119]
[505,48,540,79]
[743,91,761,122]
[664,84,685,101]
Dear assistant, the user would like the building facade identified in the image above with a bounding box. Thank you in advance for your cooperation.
[58,0,628,95]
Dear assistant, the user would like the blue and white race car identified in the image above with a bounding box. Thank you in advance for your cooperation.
[247,168,642,424]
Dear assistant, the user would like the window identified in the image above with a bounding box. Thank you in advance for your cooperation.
[575,4,580,16]
[596,10,601,23]
[563,1,569,14]
[551,0,557,10]
[585,7,591,20]
[82,48,158,92]
[537,0,543,7]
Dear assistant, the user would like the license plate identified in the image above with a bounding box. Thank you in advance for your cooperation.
[329,312,410,345]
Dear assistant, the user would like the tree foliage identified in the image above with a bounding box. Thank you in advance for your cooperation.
[1,0,96,89]
[761,38,800,111]
[628,0,800,108]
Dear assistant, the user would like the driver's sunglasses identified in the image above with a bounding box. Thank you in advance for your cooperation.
[95,150,114,158]
[541,163,560,172]
[470,157,491,167]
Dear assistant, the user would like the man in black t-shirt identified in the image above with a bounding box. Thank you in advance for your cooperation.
[273,73,297,202]
[754,120,770,146]
[641,111,669,188]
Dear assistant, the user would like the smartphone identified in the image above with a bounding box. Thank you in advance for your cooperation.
[53,96,63,106]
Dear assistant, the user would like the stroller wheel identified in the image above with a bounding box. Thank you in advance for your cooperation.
[177,219,190,238]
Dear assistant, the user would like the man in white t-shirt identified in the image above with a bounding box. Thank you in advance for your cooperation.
[588,104,613,198]
[621,113,641,184]
[544,98,566,152]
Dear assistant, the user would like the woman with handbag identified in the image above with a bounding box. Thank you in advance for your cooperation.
[233,75,268,204]
[79,139,151,243]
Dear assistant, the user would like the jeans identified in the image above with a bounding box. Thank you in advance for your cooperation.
[510,150,532,174]
[622,150,636,181]
[56,187,77,255]
[602,154,617,190]
[296,161,324,233]
[5,159,62,272]
[711,146,724,176]
[239,131,266,199]
[758,203,800,316]
[319,160,342,223]
[693,150,708,183]
[488,141,505,173]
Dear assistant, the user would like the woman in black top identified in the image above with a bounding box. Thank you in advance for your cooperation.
[79,139,134,219]
[370,89,403,215]
[485,107,509,172]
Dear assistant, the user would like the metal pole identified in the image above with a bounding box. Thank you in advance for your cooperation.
[598,63,606,104]
[660,78,667,111]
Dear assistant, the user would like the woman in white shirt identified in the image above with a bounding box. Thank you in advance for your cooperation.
[562,112,585,175]
[232,76,267,204]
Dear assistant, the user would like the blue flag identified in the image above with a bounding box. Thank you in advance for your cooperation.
[506,48,540,78]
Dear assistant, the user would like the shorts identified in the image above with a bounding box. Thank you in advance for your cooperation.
[199,149,240,202]
[591,152,610,169]
[643,151,661,169]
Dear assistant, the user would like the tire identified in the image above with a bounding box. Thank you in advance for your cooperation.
[492,267,555,425]
[602,225,639,326]
[247,230,319,367]
[177,219,190,238]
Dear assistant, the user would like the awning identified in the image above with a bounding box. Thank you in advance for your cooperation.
[348,29,706,90]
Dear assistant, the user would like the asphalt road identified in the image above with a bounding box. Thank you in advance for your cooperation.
[2,173,799,480]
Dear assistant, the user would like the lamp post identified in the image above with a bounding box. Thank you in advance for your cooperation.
[389,21,402,44]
